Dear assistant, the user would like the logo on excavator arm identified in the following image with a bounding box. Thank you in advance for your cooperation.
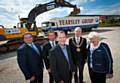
[47,5,55,10]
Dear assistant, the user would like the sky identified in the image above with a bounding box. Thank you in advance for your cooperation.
[0,0,120,28]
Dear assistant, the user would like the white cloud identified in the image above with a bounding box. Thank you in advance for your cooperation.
[36,7,73,26]
[0,0,35,27]
[0,15,18,27]
[80,7,84,11]
[67,0,95,6]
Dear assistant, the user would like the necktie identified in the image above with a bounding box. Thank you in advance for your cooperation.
[77,37,80,44]
[52,41,55,47]
[62,46,71,70]
[31,44,40,54]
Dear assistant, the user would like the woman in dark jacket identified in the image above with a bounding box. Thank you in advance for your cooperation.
[87,32,113,83]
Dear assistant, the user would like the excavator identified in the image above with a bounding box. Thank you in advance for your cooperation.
[0,0,80,52]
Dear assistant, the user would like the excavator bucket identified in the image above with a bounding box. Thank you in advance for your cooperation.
[55,0,80,16]
[69,7,80,16]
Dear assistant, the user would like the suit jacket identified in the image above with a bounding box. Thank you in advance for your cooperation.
[43,41,58,69]
[49,44,74,83]
[69,37,87,65]
[17,43,44,80]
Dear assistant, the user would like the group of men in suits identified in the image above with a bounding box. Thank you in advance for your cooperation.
[17,27,87,83]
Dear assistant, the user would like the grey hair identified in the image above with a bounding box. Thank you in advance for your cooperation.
[88,31,100,40]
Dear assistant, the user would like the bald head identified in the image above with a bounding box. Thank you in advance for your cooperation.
[74,27,82,32]
[74,27,82,37]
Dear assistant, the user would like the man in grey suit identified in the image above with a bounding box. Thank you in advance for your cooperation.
[49,31,75,83]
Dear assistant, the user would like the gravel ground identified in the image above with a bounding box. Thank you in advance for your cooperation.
[0,27,120,83]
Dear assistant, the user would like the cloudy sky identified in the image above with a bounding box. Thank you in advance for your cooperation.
[0,0,120,28]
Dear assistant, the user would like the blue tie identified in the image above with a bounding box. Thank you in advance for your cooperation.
[31,44,40,54]
[62,46,70,69]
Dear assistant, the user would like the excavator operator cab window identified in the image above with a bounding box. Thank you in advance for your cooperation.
[22,23,27,28]
[17,22,35,31]
[17,22,27,29]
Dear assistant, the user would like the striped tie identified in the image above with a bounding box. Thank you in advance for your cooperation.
[52,41,55,47]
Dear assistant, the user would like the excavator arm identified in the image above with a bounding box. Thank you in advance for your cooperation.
[27,0,80,28]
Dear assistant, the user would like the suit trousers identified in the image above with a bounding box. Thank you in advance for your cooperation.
[89,68,106,83]
[74,64,85,83]
[74,66,78,83]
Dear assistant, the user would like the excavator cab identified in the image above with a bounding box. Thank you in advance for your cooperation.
[17,18,37,36]
[18,18,36,31]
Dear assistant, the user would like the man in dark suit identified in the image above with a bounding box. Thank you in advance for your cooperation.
[69,27,87,83]
[17,33,44,83]
[43,30,58,83]
[49,31,75,83]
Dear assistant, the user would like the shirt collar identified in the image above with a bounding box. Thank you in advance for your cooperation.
[49,40,55,46]
[27,42,33,47]
[75,36,80,40]
[59,44,66,50]
[90,42,101,50]
[49,40,55,44]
